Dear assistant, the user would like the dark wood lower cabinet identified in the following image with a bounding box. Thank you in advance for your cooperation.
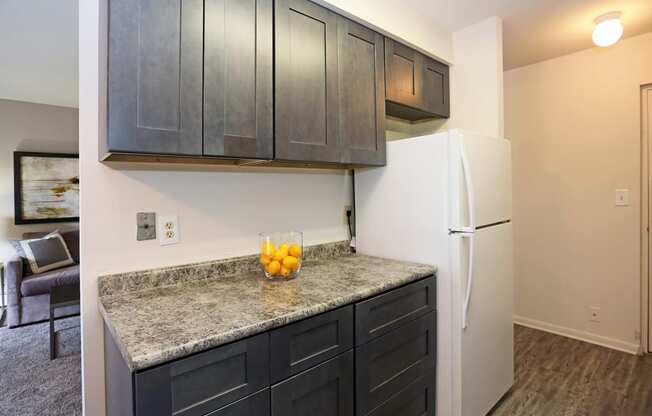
[271,351,354,416]
[367,375,436,416]
[207,389,270,416]
[105,276,436,416]
[356,311,437,415]
[134,333,269,416]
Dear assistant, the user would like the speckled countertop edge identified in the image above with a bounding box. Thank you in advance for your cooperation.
[99,248,437,372]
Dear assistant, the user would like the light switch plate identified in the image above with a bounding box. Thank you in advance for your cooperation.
[158,215,180,246]
[137,212,156,241]
[615,189,629,207]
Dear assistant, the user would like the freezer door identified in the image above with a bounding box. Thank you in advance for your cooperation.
[451,223,514,416]
[449,130,512,229]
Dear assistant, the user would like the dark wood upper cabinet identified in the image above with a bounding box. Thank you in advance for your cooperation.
[107,0,204,156]
[105,0,448,166]
[204,0,273,159]
[385,37,450,121]
[422,56,450,117]
[337,17,386,166]
[274,0,341,164]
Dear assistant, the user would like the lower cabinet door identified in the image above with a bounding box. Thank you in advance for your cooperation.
[271,351,354,416]
[134,333,269,416]
[356,311,436,415]
[207,389,270,416]
[367,375,436,416]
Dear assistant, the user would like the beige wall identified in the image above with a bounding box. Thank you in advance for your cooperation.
[506,31,652,353]
[0,99,78,261]
[79,1,454,414]
[451,17,504,138]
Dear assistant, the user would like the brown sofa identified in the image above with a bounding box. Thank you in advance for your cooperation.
[6,229,80,327]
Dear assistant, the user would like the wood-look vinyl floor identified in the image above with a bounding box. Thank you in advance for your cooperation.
[489,325,652,416]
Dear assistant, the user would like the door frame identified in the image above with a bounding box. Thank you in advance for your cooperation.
[642,84,652,354]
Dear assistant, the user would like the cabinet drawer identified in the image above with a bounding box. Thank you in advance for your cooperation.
[356,311,436,415]
[206,389,270,416]
[270,306,353,383]
[271,351,354,416]
[134,333,269,416]
[355,276,435,345]
[367,374,436,416]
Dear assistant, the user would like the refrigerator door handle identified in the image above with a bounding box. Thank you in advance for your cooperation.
[460,138,476,231]
[462,232,475,330]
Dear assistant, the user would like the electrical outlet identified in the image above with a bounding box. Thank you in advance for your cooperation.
[344,205,353,222]
[589,306,601,323]
[158,215,180,246]
[137,212,156,241]
[615,189,629,206]
[344,205,355,238]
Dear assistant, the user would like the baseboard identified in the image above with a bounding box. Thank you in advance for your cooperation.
[513,315,640,355]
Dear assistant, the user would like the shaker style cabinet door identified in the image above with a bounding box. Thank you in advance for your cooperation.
[204,0,273,159]
[337,17,386,166]
[384,38,450,120]
[274,0,341,163]
[271,351,354,416]
[421,56,450,118]
[108,0,203,155]
[384,38,421,111]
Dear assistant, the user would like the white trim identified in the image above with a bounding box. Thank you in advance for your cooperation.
[513,315,640,355]
[643,83,652,355]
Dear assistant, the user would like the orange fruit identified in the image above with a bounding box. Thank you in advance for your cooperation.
[280,266,291,277]
[273,244,289,261]
[282,255,299,270]
[260,254,272,266]
[266,260,281,276]
[261,242,276,256]
[289,244,302,258]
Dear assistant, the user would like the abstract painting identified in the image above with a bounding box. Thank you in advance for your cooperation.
[14,152,79,224]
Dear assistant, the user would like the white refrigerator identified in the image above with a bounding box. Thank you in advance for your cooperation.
[355,130,513,416]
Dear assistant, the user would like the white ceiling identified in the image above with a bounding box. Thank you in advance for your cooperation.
[415,0,652,70]
[0,0,650,108]
[0,0,78,108]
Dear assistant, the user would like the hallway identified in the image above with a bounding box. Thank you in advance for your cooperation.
[491,325,652,415]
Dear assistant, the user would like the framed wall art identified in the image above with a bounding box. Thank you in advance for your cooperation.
[14,152,79,224]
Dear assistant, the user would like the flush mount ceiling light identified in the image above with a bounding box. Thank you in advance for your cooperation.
[592,12,623,47]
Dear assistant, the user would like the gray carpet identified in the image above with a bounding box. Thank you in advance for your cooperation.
[0,317,82,416]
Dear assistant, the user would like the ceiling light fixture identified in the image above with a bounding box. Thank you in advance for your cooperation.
[592,12,623,47]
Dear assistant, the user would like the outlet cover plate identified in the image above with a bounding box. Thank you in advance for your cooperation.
[158,214,180,246]
[589,306,601,323]
[137,212,156,241]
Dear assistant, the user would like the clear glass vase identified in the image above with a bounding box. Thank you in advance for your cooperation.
[259,231,303,280]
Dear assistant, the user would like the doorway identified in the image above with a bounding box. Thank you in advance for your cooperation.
[643,84,652,353]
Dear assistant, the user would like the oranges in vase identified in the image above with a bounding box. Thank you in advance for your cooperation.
[260,232,303,280]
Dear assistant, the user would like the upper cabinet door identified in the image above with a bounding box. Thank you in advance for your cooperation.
[384,38,450,121]
[275,0,340,164]
[108,0,203,155]
[384,38,421,110]
[204,0,273,159]
[421,56,450,118]
[337,18,386,166]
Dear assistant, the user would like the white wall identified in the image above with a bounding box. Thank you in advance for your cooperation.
[506,31,652,354]
[0,0,79,108]
[0,99,78,261]
[317,0,453,63]
[79,1,454,414]
[450,17,504,137]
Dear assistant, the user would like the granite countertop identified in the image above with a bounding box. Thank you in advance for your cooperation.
[99,245,436,372]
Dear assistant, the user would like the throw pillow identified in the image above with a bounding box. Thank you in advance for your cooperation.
[9,239,33,277]
[18,232,75,274]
